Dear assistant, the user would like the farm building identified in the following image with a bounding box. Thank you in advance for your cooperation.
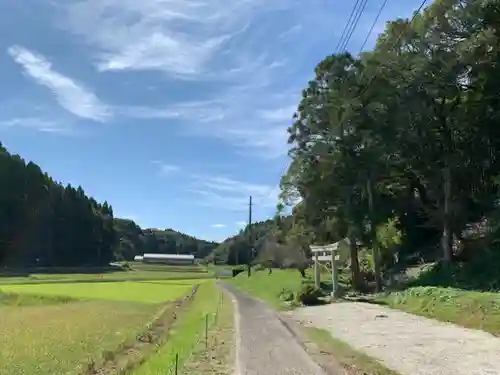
[133,255,143,262]
[141,253,195,265]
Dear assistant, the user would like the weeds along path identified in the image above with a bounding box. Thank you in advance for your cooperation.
[220,283,326,375]
[289,302,500,375]
[91,285,199,375]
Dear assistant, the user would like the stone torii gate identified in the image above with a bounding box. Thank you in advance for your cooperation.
[310,238,351,298]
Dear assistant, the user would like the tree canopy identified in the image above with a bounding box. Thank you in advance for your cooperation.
[278,0,500,289]
[0,142,115,267]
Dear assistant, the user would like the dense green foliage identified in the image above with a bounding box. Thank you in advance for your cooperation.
[0,142,217,267]
[113,219,218,261]
[0,142,115,267]
[208,219,278,264]
[207,217,309,267]
[279,0,500,290]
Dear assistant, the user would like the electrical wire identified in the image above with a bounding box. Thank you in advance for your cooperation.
[358,0,389,54]
[335,0,363,53]
[338,0,370,52]
[253,0,429,213]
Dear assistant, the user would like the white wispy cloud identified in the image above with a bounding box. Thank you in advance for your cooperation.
[189,175,279,211]
[133,86,299,159]
[151,161,180,175]
[50,0,410,158]
[57,0,335,157]
[7,45,111,122]
[212,224,226,228]
[0,117,71,134]
[123,101,225,123]
[258,105,297,122]
[279,24,303,39]
[63,0,288,80]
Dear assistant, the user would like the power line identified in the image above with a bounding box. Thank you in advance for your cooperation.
[359,0,389,54]
[253,0,429,214]
[335,0,363,53]
[356,0,428,99]
[338,0,370,52]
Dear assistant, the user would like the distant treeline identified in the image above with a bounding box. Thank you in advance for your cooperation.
[113,218,219,261]
[0,142,218,267]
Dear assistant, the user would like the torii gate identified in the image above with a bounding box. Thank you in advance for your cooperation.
[310,238,351,298]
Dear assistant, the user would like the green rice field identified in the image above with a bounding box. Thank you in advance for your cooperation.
[0,264,219,375]
[0,263,211,285]
[0,280,198,303]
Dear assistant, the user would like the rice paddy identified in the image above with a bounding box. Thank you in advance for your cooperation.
[0,265,219,375]
[0,300,158,375]
[0,280,196,303]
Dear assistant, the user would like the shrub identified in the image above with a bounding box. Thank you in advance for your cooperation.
[301,278,315,286]
[253,263,265,272]
[376,217,403,270]
[278,288,294,302]
[295,284,324,306]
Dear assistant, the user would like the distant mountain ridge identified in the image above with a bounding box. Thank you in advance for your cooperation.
[113,218,219,261]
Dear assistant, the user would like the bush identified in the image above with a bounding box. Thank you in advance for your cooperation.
[253,263,266,272]
[412,248,500,291]
[278,288,294,302]
[301,278,315,286]
[295,284,324,306]
[376,217,403,270]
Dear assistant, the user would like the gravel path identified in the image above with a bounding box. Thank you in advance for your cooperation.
[220,283,326,375]
[288,302,500,375]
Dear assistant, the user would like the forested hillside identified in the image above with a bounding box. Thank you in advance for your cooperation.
[0,142,115,267]
[114,218,218,261]
[0,142,218,267]
[208,217,304,265]
[277,0,500,291]
[208,219,277,264]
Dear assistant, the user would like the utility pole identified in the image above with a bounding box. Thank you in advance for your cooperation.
[247,196,253,277]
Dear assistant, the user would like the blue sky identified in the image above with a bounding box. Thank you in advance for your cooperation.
[0,0,424,242]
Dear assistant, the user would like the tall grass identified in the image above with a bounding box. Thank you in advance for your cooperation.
[133,282,222,375]
[376,286,500,335]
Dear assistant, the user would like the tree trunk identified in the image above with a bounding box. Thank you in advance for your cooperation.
[442,165,453,263]
[346,194,362,291]
[348,234,361,291]
[367,177,382,292]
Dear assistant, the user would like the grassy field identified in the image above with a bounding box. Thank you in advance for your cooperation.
[228,267,336,309]
[0,264,210,285]
[0,280,197,303]
[0,263,212,375]
[0,300,159,375]
[133,281,222,375]
[375,286,500,335]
